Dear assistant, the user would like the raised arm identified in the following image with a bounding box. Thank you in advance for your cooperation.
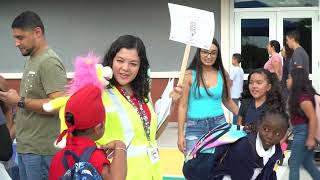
[0,59,67,115]
[100,140,127,180]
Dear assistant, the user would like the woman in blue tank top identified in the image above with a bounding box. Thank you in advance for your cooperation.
[177,38,239,155]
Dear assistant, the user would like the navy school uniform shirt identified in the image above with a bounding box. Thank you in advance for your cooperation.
[239,98,267,125]
[210,133,282,180]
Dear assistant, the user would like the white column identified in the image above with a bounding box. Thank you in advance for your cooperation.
[221,0,232,123]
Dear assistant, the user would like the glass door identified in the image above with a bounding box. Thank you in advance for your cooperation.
[234,12,276,74]
[234,10,319,89]
[277,11,319,89]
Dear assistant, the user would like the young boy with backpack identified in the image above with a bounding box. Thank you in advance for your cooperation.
[49,84,127,180]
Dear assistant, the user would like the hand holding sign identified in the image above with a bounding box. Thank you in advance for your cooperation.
[168,3,215,85]
[155,4,215,137]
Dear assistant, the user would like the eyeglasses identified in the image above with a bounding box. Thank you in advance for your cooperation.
[200,49,215,57]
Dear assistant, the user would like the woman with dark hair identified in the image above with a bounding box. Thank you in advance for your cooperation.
[178,38,239,154]
[264,40,282,80]
[237,68,284,131]
[97,35,182,180]
[287,68,320,180]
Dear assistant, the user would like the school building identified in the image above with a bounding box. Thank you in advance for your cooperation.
[1,0,320,121]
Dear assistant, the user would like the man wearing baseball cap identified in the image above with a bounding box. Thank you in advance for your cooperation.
[49,84,127,180]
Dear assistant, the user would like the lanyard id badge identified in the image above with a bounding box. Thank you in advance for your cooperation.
[118,87,151,142]
[147,146,160,164]
[119,87,159,163]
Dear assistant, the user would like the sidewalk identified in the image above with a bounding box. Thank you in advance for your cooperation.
[158,122,319,180]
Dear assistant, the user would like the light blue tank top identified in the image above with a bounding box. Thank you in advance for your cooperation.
[187,70,224,119]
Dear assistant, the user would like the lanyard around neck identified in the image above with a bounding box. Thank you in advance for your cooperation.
[118,87,151,143]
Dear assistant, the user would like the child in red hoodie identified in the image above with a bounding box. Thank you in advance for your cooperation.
[49,84,126,180]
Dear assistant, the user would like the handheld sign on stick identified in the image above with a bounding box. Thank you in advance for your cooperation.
[155,4,216,135]
[168,3,215,85]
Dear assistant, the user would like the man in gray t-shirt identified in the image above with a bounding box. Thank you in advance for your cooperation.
[289,47,309,73]
[0,11,67,180]
[286,30,310,73]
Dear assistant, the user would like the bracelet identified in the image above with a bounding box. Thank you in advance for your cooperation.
[115,147,127,152]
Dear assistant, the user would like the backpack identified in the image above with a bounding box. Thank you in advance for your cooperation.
[314,94,320,142]
[183,123,247,180]
[60,146,102,180]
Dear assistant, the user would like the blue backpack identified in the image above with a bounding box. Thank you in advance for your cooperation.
[60,146,103,180]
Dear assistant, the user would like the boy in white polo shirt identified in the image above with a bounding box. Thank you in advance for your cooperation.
[230,53,244,124]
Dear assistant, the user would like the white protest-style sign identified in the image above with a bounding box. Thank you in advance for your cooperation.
[168,3,215,50]
[155,4,215,137]
[168,3,215,86]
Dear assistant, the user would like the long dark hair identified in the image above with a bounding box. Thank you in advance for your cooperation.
[283,43,293,59]
[102,35,150,103]
[187,38,229,98]
[269,40,280,53]
[241,68,284,110]
[288,68,318,116]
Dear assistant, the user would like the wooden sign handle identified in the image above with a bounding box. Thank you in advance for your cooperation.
[177,44,191,86]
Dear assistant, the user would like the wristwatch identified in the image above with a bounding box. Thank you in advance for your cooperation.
[17,97,25,108]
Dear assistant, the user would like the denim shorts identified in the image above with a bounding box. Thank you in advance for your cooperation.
[185,114,226,154]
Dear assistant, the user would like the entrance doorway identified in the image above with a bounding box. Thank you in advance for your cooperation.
[234,10,319,89]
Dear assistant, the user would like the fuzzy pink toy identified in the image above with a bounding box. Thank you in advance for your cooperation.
[67,53,103,95]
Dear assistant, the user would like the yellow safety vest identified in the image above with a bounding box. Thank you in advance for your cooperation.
[97,87,162,180]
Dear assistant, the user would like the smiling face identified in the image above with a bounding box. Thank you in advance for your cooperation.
[200,43,218,67]
[249,72,271,100]
[258,114,287,150]
[112,48,140,88]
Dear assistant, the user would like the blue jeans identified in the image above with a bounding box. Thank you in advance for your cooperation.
[185,114,226,154]
[289,124,320,180]
[18,153,53,180]
[232,98,240,124]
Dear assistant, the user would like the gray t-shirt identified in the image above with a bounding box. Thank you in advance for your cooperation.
[16,48,67,155]
[289,47,309,73]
